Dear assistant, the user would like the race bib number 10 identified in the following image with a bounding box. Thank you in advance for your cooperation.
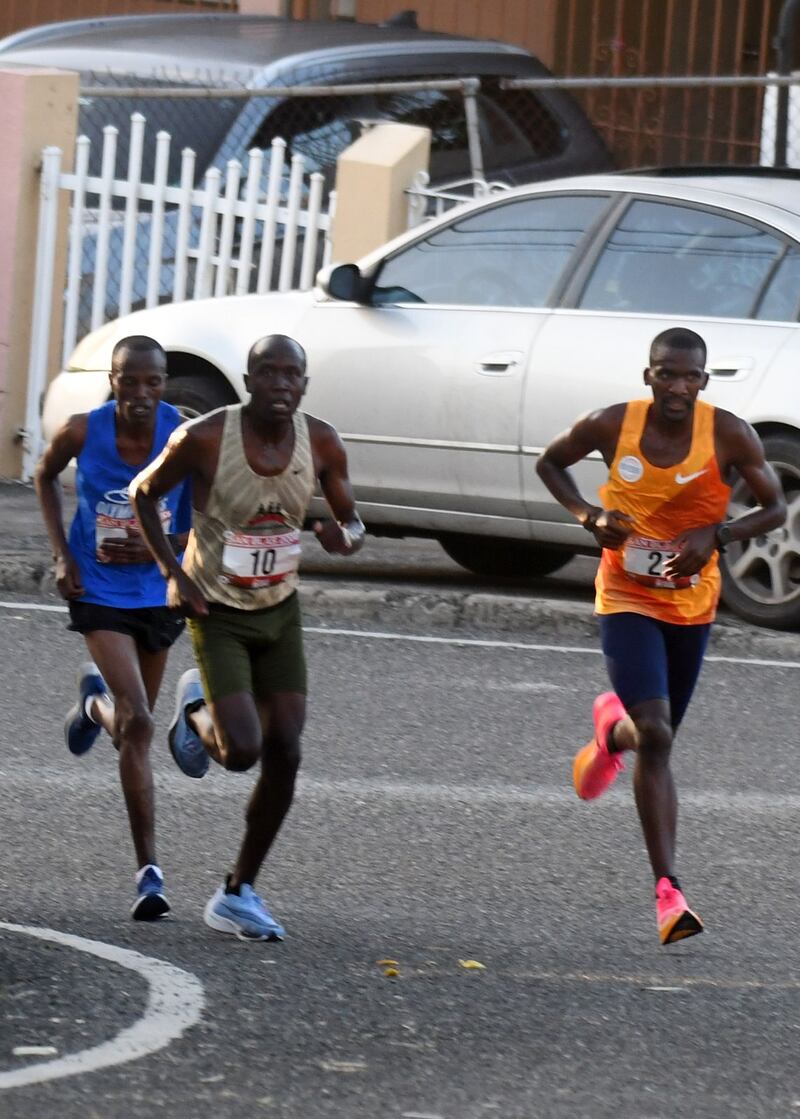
[220,528,301,588]
[622,536,699,590]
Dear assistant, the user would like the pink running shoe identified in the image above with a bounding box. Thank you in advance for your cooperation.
[656,877,704,945]
[572,692,627,800]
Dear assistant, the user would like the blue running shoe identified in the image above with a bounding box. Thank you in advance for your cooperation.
[64,661,108,756]
[203,883,285,941]
[168,668,209,778]
[131,864,170,921]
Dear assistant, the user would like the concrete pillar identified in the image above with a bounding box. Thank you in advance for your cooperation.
[0,66,78,479]
[331,123,431,262]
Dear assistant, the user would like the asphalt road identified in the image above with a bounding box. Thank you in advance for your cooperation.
[1,596,798,1118]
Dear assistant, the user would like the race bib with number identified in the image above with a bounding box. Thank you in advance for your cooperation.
[95,503,170,552]
[220,528,302,588]
[622,536,699,590]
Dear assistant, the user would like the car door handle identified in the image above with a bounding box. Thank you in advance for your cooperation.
[476,350,523,376]
[708,356,755,379]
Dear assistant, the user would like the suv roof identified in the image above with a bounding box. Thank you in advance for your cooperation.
[0,14,532,82]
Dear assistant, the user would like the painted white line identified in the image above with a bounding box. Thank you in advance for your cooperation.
[0,769,797,813]
[2,600,799,670]
[305,625,800,669]
[0,923,204,1090]
[0,600,67,612]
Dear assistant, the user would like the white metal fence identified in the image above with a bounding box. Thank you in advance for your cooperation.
[22,114,334,479]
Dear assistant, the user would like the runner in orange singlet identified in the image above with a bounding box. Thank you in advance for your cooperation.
[536,328,785,944]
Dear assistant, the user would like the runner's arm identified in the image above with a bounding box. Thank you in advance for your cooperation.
[665,419,786,579]
[536,408,634,549]
[717,419,786,543]
[130,426,209,617]
[311,421,364,555]
[34,415,87,598]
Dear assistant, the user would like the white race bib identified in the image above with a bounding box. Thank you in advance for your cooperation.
[95,504,170,551]
[220,527,301,588]
[622,536,699,590]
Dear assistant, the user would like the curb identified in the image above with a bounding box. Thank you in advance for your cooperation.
[3,554,800,663]
[300,582,800,661]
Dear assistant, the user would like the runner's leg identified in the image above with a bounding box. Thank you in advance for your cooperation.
[628,696,676,881]
[188,691,260,771]
[229,691,305,889]
[601,614,676,880]
[665,623,711,732]
[83,630,164,870]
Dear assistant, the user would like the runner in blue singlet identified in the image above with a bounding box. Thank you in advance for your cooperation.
[36,335,191,920]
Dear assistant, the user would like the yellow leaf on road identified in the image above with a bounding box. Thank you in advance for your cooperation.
[458,959,486,970]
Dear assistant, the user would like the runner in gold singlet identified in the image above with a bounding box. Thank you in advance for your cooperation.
[536,328,785,945]
[130,334,365,941]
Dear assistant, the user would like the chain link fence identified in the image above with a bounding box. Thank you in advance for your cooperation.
[71,69,578,339]
[76,68,582,185]
[68,69,800,342]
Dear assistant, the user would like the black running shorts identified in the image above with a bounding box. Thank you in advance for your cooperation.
[67,600,185,654]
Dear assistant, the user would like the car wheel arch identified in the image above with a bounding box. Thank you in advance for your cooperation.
[164,352,240,421]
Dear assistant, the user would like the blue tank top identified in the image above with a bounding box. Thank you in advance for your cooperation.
[69,400,191,608]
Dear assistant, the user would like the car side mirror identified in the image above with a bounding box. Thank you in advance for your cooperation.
[319,262,371,304]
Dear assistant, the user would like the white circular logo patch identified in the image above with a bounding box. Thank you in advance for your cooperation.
[618,455,644,483]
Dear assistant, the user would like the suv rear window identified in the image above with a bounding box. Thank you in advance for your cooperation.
[248,83,567,187]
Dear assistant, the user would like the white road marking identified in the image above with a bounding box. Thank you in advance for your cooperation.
[2,600,799,670]
[0,601,67,613]
[0,923,204,1090]
[0,769,797,813]
[305,626,800,670]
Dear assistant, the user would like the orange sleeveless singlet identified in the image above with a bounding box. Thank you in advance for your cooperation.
[594,399,731,625]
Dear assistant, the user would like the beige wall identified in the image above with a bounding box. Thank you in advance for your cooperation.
[0,67,77,479]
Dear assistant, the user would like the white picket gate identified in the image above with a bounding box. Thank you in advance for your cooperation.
[22,114,335,480]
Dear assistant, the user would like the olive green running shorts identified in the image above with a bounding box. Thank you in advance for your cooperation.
[187,592,307,701]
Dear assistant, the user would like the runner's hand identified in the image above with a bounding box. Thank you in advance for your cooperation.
[54,552,85,600]
[592,509,635,549]
[167,570,209,618]
[663,525,718,579]
[312,519,356,555]
[97,523,153,565]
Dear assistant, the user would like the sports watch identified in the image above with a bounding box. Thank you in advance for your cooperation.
[715,523,734,551]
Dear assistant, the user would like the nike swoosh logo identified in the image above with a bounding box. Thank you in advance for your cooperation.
[675,469,708,485]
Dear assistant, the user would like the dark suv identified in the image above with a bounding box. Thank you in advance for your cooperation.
[0,13,612,190]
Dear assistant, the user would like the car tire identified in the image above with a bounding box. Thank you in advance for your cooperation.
[720,433,800,630]
[164,373,237,421]
[439,534,573,578]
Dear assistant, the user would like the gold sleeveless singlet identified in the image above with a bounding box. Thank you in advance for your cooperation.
[182,405,315,610]
[595,399,731,625]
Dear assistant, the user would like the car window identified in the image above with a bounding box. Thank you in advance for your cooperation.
[579,199,785,319]
[250,90,478,186]
[372,194,608,308]
[246,85,567,191]
[756,246,800,321]
[480,82,566,166]
[248,95,366,191]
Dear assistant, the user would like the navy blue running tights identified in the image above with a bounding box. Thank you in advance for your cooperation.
[599,612,711,730]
